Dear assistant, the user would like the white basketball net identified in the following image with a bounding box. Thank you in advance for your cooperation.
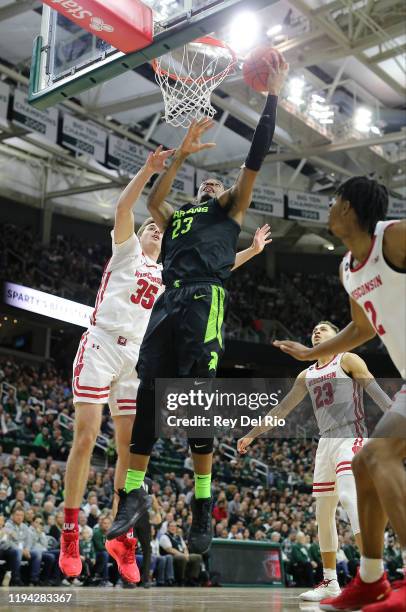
[153,38,236,128]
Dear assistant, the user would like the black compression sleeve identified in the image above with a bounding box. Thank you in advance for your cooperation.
[245,95,278,172]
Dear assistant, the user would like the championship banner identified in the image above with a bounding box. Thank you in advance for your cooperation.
[388,196,406,219]
[61,114,107,163]
[287,190,329,223]
[0,81,10,126]
[251,185,284,218]
[173,162,195,196]
[12,89,58,142]
[4,282,92,328]
[107,135,147,175]
[43,0,153,54]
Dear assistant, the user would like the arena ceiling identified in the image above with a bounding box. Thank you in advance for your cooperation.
[0,0,405,253]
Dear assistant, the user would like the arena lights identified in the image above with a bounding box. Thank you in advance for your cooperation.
[308,94,335,125]
[287,77,305,106]
[228,12,260,53]
[266,24,282,37]
[354,107,372,133]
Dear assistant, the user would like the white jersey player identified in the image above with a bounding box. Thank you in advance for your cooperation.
[60,145,175,583]
[238,320,392,602]
[273,176,406,612]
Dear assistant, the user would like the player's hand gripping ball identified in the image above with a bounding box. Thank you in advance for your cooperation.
[242,46,283,92]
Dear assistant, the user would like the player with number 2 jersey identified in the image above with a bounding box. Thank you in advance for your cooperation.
[273,177,406,611]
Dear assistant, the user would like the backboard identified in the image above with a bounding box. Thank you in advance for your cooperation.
[29,0,274,110]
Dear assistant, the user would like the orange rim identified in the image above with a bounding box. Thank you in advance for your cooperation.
[152,36,237,84]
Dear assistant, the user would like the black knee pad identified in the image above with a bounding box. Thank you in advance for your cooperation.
[130,385,157,456]
[188,438,214,455]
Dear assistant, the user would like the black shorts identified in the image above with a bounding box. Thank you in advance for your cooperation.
[137,281,227,383]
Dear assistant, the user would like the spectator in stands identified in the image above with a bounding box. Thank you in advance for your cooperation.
[79,526,96,586]
[342,531,360,577]
[0,487,11,517]
[289,531,314,588]
[0,513,23,586]
[92,515,113,587]
[159,521,202,586]
[5,508,42,585]
[308,534,323,584]
[48,510,63,544]
[150,525,175,586]
[29,515,58,585]
[384,536,403,581]
[212,499,228,523]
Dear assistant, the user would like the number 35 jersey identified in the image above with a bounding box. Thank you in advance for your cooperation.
[89,232,163,344]
[161,197,241,287]
[342,220,406,379]
[305,354,365,438]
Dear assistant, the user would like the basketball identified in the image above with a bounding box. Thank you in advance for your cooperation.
[242,46,282,92]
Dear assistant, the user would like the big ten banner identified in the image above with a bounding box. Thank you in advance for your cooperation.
[61,114,107,163]
[173,162,195,197]
[12,89,58,142]
[251,185,284,218]
[107,135,148,175]
[0,81,10,126]
[287,190,329,223]
[388,197,406,219]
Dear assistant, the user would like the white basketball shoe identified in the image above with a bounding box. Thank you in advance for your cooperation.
[299,578,341,601]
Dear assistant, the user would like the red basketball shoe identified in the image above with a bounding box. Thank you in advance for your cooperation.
[59,531,82,577]
[105,534,140,583]
[363,580,406,611]
[320,570,391,611]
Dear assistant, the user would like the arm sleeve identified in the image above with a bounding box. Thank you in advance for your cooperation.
[244,95,278,172]
[364,380,392,413]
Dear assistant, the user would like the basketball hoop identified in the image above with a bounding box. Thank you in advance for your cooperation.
[152,36,237,128]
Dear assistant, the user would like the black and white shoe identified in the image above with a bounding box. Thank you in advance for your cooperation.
[106,488,148,541]
[187,495,213,554]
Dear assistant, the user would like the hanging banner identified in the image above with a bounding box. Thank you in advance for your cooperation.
[4,282,92,328]
[251,185,284,218]
[388,197,406,219]
[0,82,10,125]
[106,135,148,175]
[12,89,58,142]
[173,162,195,196]
[61,114,107,163]
[287,190,329,223]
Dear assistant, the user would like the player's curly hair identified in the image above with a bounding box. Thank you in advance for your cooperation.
[335,176,388,236]
[316,320,340,334]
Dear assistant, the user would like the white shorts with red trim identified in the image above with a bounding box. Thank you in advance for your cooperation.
[312,436,364,497]
[72,327,140,417]
[391,384,406,419]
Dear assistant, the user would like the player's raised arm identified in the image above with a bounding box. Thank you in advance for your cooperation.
[273,264,376,361]
[232,224,272,271]
[147,119,216,231]
[237,370,308,454]
[341,353,392,413]
[114,146,174,244]
[218,56,288,226]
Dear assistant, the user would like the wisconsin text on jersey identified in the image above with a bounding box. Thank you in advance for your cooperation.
[351,274,383,301]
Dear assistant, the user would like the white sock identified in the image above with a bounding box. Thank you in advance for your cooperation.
[324,568,337,582]
[360,556,384,583]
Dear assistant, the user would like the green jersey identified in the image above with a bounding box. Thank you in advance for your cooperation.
[161,197,240,287]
